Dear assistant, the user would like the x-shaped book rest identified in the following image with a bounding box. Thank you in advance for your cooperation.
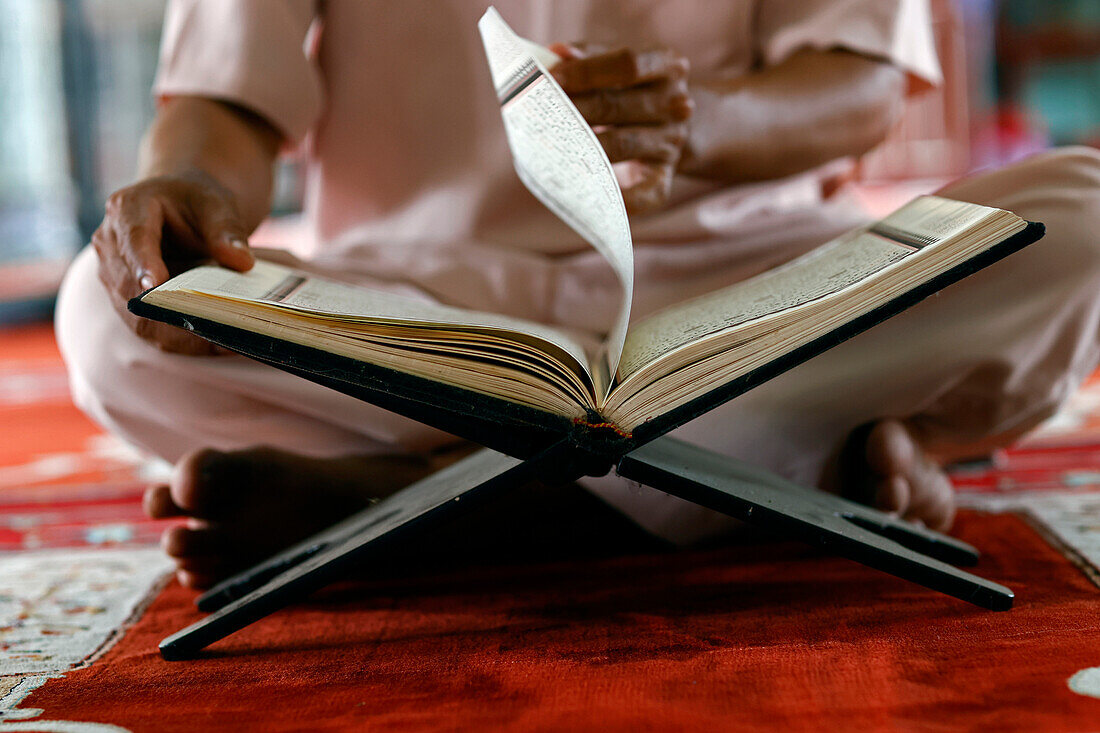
[140,222,1046,660]
[159,436,1013,660]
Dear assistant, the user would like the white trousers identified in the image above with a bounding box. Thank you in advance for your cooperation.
[56,148,1100,543]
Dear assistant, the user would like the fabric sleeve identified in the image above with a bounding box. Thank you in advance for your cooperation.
[153,0,323,143]
[755,0,942,94]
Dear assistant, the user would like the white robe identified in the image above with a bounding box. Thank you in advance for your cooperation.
[56,0,1100,542]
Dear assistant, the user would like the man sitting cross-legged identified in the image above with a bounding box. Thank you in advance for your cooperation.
[57,0,1100,586]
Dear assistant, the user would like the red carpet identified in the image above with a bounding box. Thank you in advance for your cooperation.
[2,324,1100,731]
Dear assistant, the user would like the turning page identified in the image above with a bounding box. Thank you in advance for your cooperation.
[478,7,634,398]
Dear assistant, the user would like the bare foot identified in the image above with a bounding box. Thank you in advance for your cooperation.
[143,446,445,588]
[822,419,956,532]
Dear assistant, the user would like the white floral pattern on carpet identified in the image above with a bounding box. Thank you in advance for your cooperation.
[0,548,171,677]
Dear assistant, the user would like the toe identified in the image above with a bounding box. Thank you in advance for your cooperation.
[161,523,224,559]
[875,474,910,515]
[865,420,917,478]
[169,447,232,518]
[868,420,957,532]
[903,469,956,532]
[176,568,219,590]
[174,551,244,589]
[856,419,957,532]
[143,485,183,519]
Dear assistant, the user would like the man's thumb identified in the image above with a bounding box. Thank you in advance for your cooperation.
[200,206,254,272]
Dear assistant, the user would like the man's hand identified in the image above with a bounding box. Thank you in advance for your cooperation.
[92,171,256,355]
[550,44,693,215]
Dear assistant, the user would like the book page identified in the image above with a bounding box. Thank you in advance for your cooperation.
[868,195,997,246]
[619,196,995,380]
[158,261,593,377]
[478,7,634,399]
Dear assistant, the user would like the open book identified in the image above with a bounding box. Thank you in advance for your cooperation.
[132,9,1041,449]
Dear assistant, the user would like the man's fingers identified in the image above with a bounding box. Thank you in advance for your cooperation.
[91,226,134,300]
[106,191,170,292]
[136,180,254,272]
[571,78,692,126]
[93,239,223,355]
[552,47,688,92]
[97,267,224,355]
[547,42,590,61]
[597,124,686,164]
[94,173,255,353]
[621,162,675,215]
[201,220,255,273]
[189,194,255,272]
[119,223,170,292]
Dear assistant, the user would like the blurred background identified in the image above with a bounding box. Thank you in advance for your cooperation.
[0,0,1097,325]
